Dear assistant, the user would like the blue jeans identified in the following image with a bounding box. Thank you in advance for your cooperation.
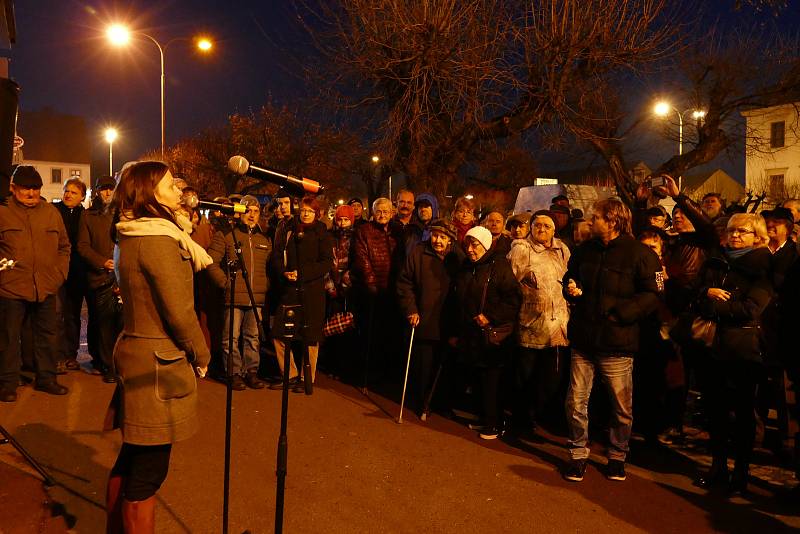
[565,351,633,461]
[221,307,260,376]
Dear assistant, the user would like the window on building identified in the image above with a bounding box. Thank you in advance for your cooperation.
[70,169,81,179]
[51,168,62,184]
[770,121,785,149]
[768,174,785,199]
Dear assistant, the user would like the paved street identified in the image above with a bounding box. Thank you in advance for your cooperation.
[1,364,799,534]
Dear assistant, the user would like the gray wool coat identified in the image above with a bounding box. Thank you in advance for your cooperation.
[111,234,211,445]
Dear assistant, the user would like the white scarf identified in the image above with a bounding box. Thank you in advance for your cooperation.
[115,216,213,272]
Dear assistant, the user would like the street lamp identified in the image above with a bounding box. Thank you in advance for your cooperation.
[106,24,213,157]
[104,128,118,176]
[653,101,706,188]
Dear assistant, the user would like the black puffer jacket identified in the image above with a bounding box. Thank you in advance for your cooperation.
[452,249,522,367]
[76,199,116,289]
[564,234,662,356]
[396,241,460,341]
[696,247,773,363]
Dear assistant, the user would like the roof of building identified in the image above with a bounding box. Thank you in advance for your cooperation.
[17,108,91,164]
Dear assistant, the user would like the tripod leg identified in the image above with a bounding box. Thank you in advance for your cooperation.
[275,340,292,533]
[0,424,56,486]
[222,274,236,534]
[397,327,415,424]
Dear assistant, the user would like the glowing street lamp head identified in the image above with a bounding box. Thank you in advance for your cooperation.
[196,37,213,52]
[106,24,131,46]
[692,110,707,120]
[371,155,380,164]
[653,101,671,117]
[104,128,119,144]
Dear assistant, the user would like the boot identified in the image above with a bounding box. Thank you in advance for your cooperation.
[105,475,124,534]
[729,465,749,496]
[122,496,156,534]
[697,457,729,489]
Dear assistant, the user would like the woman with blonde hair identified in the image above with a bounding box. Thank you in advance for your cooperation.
[695,212,772,495]
[105,161,212,532]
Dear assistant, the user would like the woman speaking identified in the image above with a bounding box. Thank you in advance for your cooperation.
[105,161,212,532]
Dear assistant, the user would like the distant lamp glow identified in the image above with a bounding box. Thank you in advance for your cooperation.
[196,38,213,52]
[337,199,344,205]
[653,101,671,117]
[106,24,131,46]
[371,155,380,164]
[465,194,474,200]
[104,128,118,143]
[692,110,706,120]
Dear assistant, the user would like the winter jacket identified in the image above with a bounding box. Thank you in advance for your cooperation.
[112,234,210,445]
[353,220,399,292]
[508,237,570,349]
[270,219,334,344]
[0,198,70,302]
[452,249,522,367]
[77,201,116,289]
[696,248,773,364]
[406,193,440,251]
[396,241,460,341]
[55,201,85,279]
[564,233,662,356]
[206,223,271,306]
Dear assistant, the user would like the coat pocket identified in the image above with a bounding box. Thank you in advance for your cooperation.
[154,349,196,401]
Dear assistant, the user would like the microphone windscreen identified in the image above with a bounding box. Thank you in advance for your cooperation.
[227,155,249,175]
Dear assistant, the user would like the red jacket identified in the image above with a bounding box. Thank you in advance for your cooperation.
[353,221,398,292]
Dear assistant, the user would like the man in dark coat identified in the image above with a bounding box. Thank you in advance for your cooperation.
[396,219,460,418]
[562,198,662,482]
[54,177,88,373]
[76,175,121,382]
[0,166,71,401]
[207,195,272,390]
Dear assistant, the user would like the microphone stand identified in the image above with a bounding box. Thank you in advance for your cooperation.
[221,216,267,534]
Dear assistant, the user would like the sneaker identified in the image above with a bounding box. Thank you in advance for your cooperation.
[606,459,627,481]
[563,459,587,482]
[229,375,246,391]
[479,426,504,440]
[34,381,69,396]
[244,371,266,390]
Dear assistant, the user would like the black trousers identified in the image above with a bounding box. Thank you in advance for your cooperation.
[58,274,88,361]
[88,284,123,371]
[110,443,172,501]
[410,340,443,412]
[708,360,763,470]
[0,294,58,388]
[514,346,565,428]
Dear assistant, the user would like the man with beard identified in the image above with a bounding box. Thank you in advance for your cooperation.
[701,193,725,222]
[562,198,661,482]
[397,219,460,419]
[77,175,122,382]
[55,177,88,373]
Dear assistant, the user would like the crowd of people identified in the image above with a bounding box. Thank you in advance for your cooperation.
[1,163,799,529]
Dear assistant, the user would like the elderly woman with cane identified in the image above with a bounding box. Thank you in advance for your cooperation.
[105,161,212,532]
[451,226,521,439]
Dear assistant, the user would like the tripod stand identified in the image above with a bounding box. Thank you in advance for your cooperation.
[0,424,56,486]
[220,218,267,534]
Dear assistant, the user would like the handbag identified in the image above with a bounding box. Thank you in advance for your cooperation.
[669,313,716,348]
[323,300,355,337]
[690,317,716,348]
[479,261,514,346]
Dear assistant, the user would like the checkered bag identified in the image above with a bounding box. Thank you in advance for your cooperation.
[323,311,355,337]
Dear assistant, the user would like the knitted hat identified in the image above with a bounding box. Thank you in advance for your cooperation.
[465,226,493,251]
[11,166,42,188]
[347,197,364,207]
[428,218,457,241]
[335,204,355,224]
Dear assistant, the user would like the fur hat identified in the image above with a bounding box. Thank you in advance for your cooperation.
[465,225,493,251]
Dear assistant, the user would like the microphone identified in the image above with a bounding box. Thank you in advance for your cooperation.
[227,156,323,195]
[183,196,246,215]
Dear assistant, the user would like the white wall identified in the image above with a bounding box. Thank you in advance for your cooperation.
[742,103,800,203]
[22,159,92,203]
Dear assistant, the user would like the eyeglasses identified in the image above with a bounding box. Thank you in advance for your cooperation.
[374,209,391,215]
[728,227,754,236]
[298,208,316,216]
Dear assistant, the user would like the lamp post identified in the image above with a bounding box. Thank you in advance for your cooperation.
[106,24,213,157]
[653,101,706,189]
[104,128,118,176]
[372,154,389,199]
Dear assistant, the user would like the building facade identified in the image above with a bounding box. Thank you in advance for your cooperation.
[742,102,800,204]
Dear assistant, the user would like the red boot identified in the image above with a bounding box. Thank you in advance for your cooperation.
[105,475,124,534]
[122,496,156,534]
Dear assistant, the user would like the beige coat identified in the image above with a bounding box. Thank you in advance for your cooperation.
[508,237,570,349]
[112,234,211,445]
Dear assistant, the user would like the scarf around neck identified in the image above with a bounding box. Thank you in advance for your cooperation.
[725,246,753,261]
[115,216,213,272]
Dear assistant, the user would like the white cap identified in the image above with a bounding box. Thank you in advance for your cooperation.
[465,226,493,251]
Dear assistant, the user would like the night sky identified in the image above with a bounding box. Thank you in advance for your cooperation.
[9,1,800,185]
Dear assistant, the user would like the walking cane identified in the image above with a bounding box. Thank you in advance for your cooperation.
[397,326,416,424]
